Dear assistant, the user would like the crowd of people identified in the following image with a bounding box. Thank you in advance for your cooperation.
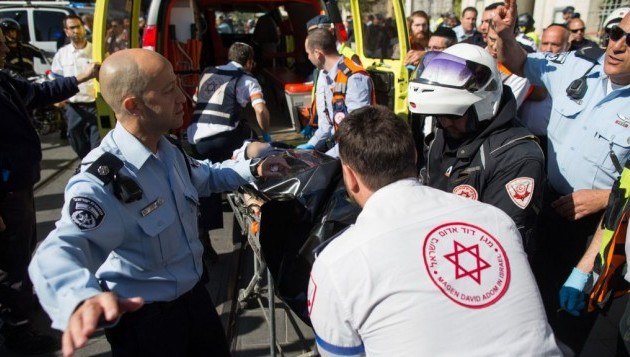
[3,1,630,356]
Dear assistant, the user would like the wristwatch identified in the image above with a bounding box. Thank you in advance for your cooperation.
[249,158,262,178]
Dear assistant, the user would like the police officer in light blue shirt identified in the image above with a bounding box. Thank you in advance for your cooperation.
[494,1,630,354]
[28,49,289,357]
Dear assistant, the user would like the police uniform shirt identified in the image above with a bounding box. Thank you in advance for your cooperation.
[524,51,630,195]
[307,56,373,157]
[308,179,560,356]
[51,42,95,103]
[29,123,254,330]
[188,61,265,143]
[518,95,552,136]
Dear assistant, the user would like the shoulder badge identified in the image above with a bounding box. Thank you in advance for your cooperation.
[545,52,569,64]
[69,196,105,230]
[453,184,479,201]
[505,177,534,209]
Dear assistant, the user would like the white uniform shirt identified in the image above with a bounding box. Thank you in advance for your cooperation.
[51,42,95,103]
[308,179,560,356]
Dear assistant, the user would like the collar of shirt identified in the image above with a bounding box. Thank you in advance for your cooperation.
[325,56,344,83]
[112,123,159,170]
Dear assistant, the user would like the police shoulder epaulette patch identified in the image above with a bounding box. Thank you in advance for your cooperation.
[69,196,105,230]
[545,52,569,64]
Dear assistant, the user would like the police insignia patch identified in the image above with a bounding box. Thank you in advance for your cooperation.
[545,52,568,64]
[505,177,534,209]
[452,185,478,200]
[69,196,105,230]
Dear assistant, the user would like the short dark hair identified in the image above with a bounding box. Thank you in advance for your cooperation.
[432,27,458,47]
[462,7,478,17]
[228,42,254,66]
[337,105,417,191]
[63,15,83,28]
[306,28,337,55]
[485,2,504,11]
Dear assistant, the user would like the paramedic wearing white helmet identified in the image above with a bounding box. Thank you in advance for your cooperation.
[307,105,560,356]
[408,43,544,259]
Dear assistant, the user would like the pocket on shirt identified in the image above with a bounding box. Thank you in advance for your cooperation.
[547,99,582,145]
[588,130,630,184]
[136,210,176,267]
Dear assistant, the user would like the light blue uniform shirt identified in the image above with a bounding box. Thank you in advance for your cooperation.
[524,51,630,195]
[307,56,373,157]
[29,123,254,330]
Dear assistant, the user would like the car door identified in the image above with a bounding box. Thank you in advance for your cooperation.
[346,0,409,120]
[93,0,141,137]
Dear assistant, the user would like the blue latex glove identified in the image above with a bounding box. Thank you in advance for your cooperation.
[296,143,315,150]
[300,125,314,139]
[262,132,272,143]
[559,267,590,316]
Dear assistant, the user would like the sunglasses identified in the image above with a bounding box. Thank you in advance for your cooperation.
[609,25,630,46]
[569,27,585,33]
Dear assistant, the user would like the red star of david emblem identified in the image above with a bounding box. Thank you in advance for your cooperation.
[443,241,491,284]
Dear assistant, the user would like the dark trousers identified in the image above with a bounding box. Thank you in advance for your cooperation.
[104,281,230,356]
[0,189,36,321]
[533,184,604,354]
[65,102,100,159]
[191,123,252,231]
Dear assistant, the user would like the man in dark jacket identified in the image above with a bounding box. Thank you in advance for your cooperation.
[0,28,98,354]
[408,43,544,257]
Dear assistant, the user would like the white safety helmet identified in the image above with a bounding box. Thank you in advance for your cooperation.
[604,7,630,30]
[408,43,502,121]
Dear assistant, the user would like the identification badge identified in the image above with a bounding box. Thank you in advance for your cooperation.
[141,197,164,217]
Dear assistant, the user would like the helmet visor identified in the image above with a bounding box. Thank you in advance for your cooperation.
[412,51,492,92]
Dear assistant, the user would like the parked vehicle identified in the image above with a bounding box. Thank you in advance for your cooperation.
[92,0,410,137]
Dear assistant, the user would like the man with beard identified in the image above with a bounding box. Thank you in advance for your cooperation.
[404,10,431,67]
[52,15,99,159]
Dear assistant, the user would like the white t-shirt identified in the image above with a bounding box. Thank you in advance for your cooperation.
[51,42,95,103]
[308,179,560,356]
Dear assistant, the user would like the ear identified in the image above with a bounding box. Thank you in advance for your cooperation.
[122,96,141,116]
[341,163,360,195]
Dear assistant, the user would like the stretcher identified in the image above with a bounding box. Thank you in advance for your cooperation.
[226,148,355,355]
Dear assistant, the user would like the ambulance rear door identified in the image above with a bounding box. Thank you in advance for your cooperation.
[92,0,142,137]
[346,0,408,120]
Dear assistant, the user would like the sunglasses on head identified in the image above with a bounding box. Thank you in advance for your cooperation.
[610,25,630,46]
[569,27,585,33]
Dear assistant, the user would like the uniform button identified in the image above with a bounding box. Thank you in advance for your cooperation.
[570,147,575,151]
[157,220,163,226]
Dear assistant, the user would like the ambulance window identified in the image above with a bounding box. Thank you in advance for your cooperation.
[215,10,261,34]
[34,10,67,42]
[104,0,133,55]
[361,2,400,60]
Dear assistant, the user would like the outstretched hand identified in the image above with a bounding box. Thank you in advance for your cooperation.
[491,0,517,39]
[76,62,101,84]
[62,293,144,357]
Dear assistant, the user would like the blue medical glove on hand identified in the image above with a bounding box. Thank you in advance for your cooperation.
[300,125,314,139]
[262,132,272,143]
[559,267,590,316]
[296,143,315,150]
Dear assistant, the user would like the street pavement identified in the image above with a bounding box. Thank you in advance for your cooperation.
[1,128,315,356]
